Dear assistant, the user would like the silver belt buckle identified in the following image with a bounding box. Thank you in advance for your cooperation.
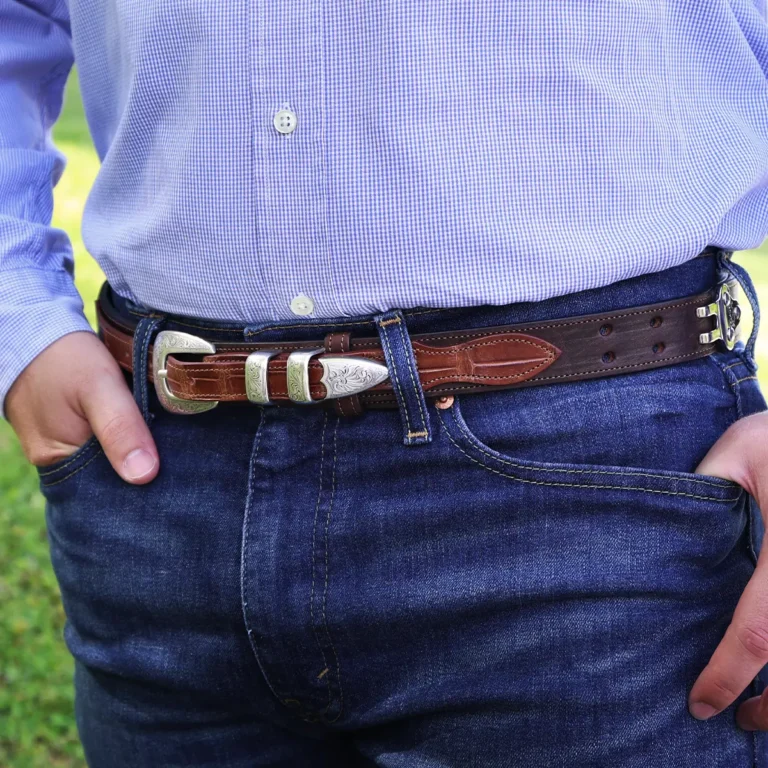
[697,282,742,351]
[153,331,390,413]
[249,348,390,405]
[153,331,219,415]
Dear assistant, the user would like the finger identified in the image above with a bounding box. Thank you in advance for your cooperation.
[694,412,768,498]
[737,689,768,731]
[79,366,160,484]
[689,550,768,719]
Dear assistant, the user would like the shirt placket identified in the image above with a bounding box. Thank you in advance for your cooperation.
[255,0,343,321]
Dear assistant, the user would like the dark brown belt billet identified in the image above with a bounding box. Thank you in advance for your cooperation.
[96,281,742,416]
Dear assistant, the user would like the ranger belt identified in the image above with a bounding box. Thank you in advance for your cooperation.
[95,281,742,416]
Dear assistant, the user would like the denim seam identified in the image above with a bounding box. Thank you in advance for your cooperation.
[436,409,741,502]
[706,355,743,424]
[243,307,444,338]
[379,322,414,437]
[138,317,163,422]
[39,446,104,488]
[310,411,334,713]
[140,322,151,419]
[240,409,289,706]
[396,318,428,435]
[323,418,344,723]
[37,436,101,478]
[134,314,245,334]
[447,401,735,489]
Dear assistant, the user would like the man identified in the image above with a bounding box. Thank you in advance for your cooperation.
[3,1,768,765]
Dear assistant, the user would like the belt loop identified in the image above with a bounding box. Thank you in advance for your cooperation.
[132,315,166,424]
[719,251,760,372]
[374,309,432,446]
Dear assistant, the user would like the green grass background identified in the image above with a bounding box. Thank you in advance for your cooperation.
[1,74,768,767]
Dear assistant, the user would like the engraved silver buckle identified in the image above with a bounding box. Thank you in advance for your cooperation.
[696,282,742,351]
[245,350,281,405]
[152,331,219,415]
[283,349,390,405]
[154,333,391,411]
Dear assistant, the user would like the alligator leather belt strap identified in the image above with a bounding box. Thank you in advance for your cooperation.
[95,281,742,416]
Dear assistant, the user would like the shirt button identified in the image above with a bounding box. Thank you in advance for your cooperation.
[274,108,297,134]
[290,294,314,316]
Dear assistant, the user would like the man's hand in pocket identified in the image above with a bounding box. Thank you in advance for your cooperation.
[5,331,159,484]
[688,411,768,729]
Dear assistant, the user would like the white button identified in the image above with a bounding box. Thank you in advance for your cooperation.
[273,108,297,134]
[290,294,314,316]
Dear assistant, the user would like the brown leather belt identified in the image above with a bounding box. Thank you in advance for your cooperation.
[96,281,742,416]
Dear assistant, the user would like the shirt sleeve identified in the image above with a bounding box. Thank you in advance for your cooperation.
[0,0,95,417]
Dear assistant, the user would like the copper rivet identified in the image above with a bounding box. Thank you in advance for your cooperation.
[435,395,455,410]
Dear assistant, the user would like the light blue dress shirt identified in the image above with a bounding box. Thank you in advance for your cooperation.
[2,1,768,410]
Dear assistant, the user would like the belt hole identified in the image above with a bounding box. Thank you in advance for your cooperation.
[599,324,612,337]
[652,342,665,354]
[601,351,616,364]
[650,316,663,328]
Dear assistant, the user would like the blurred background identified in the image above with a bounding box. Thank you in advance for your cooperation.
[1,74,767,767]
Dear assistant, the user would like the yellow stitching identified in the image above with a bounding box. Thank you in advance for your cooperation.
[380,328,412,435]
[436,411,740,503]
[324,418,344,723]
[406,430,430,438]
[40,449,104,487]
[396,319,429,434]
[449,400,734,488]
[443,403,740,491]
[37,437,100,477]
[241,409,293,704]
[723,360,748,371]
[735,376,759,384]
[309,412,333,711]
[378,317,402,327]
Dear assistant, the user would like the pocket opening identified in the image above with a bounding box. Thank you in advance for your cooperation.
[36,435,103,487]
[436,397,743,504]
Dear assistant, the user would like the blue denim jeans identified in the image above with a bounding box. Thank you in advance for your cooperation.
[39,251,768,767]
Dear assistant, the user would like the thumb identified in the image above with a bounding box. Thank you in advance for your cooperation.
[79,367,160,485]
[694,412,768,498]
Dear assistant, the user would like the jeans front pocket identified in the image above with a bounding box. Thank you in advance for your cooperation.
[431,356,752,588]
[437,394,743,504]
[35,434,103,490]
[426,371,757,765]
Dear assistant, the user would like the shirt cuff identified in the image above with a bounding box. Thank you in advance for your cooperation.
[0,268,95,419]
